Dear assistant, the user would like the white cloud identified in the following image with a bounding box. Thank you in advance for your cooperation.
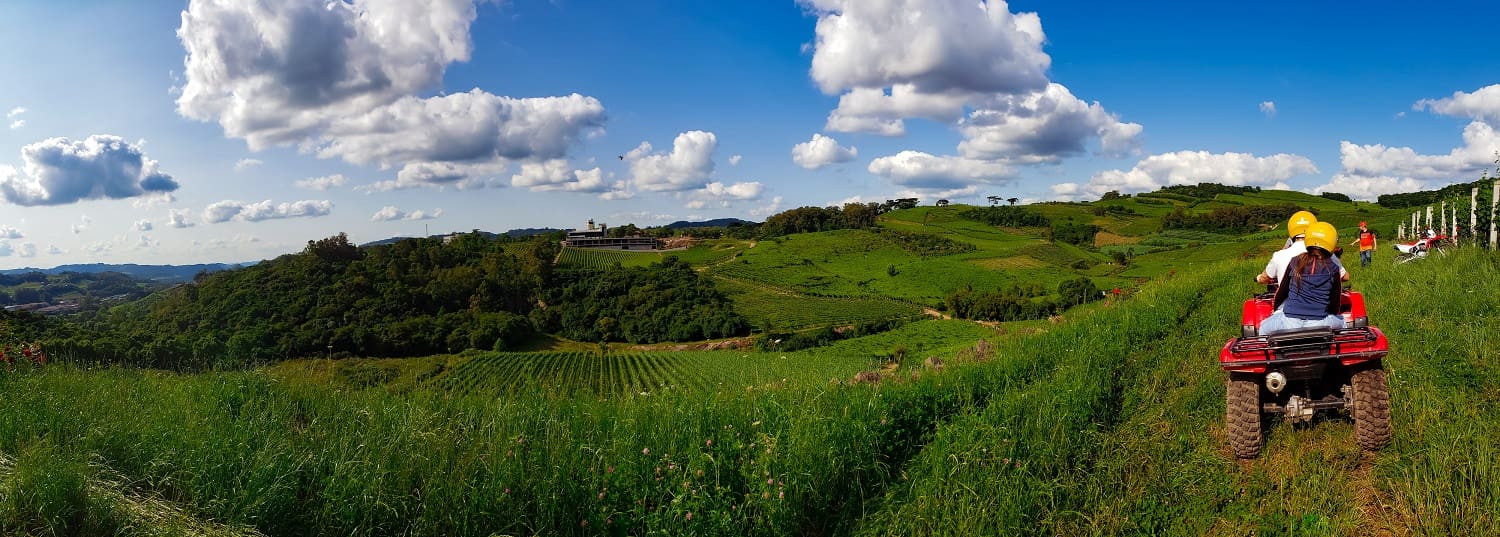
[0,242,10,257]
[802,0,1140,187]
[135,234,160,250]
[134,219,153,232]
[626,130,717,192]
[510,159,608,192]
[685,181,765,209]
[1260,101,1277,116]
[1334,121,1499,184]
[295,174,349,191]
[1057,150,1320,200]
[1415,84,1500,126]
[17,243,36,258]
[47,244,65,255]
[728,154,742,166]
[0,226,21,239]
[957,83,1142,162]
[71,224,86,234]
[0,135,180,206]
[233,158,262,172]
[611,211,676,223]
[203,199,332,223]
[8,120,23,130]
[791,133,857,169]
[801,0,1049,97]
[370,206,444,221]
[868,151,1015,190]
[175,0,606,186]
[5,107,22,118]
[747,196,785,218]
[361,160,509,192]
[1306,175,1426,201]
[167,209,195,228]
[132,193,176,209]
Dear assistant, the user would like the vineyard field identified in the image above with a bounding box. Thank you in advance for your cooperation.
[713,276,924,330]
[554,247,665,269]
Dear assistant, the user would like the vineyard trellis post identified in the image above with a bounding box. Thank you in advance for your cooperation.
[1426,206,1433,230]
[1441,201,1447,236]
[1491,182,1498,249]
[1473,187,1480,246]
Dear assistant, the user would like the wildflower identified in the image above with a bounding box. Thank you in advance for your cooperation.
[516,437,525,445]
[767,478,774,485]
[705,439,713,447]
[763,492,770,499]
[607,466,615,474]
[779,491,784,499]
[696,469,703,477]
[581,520,588,527]
[598,492,605,500]
[685,512,693,521]
[643,448,650,455]
[504,488,511,494]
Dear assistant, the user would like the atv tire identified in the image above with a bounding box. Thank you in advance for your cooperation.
[1351,364,1392,451]
[1226,372,1263,458]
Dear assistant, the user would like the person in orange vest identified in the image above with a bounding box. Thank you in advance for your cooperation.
[1348,221,1377,268]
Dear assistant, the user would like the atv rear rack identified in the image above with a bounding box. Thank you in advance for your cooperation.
[1220,326,1387,369]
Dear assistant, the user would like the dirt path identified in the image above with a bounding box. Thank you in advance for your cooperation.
[0,450,265,537]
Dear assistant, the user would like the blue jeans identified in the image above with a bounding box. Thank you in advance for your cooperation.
[1259,310,1345,335]
[1359,249,1372,267]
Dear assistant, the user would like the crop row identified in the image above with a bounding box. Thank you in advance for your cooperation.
[555,247,662,270]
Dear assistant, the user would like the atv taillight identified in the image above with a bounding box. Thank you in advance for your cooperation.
[1353,316,1368,328]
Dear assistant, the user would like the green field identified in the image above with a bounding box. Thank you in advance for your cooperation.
[6,189,1496,535]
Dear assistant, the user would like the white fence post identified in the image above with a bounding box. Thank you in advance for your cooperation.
[1491,182,1498,249]
[1473,187,1480,245]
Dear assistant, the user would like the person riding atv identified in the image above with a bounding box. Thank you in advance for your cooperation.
[1259,222,1348,334]
[1258,211,1346,288]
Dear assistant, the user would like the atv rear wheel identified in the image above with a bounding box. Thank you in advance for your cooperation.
[1351,364,1392,451]
[1226,372,1263,458]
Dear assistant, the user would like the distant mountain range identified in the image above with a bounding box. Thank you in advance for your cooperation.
[0,263,249,283]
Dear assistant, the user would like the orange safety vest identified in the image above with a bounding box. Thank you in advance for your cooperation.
[1358,230,1375,250]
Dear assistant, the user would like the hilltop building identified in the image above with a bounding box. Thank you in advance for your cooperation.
[563,219,659,250]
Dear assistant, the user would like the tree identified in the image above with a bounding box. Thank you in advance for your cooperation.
[987,195,1001,206]
[1099,190,1125,201]
[936,199,950,207]
[1007,197,1019,206]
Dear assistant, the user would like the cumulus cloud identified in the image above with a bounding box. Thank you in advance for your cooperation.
[17,242,36,258]
[1313,86,1500,198]
[1260,101,1277,117]
[958,83,1143,162]
[626,131,717,192]
[0,225,21,239]
[167,208,195,228]
[361,160,509,192]
[748,196,785,218]
[175,0,606,187]
[136,234,160,250]
[203,199,332,223]
[295,174,349,191]
[1415,84,1500,126]
[802,0,1140,189]
[132,193,176,209]
[6,107,23,130]
[684,181,765,209]
[791,133,858,169]
[47,244,65,255]
[233,158,262,171]
[728,154,742,166]
[510,159,609,193]
[134,219,153,232]
[0,135,180,206]
[868,151,1015,190]
[370,206,444,221]
[1053,151,1319,200]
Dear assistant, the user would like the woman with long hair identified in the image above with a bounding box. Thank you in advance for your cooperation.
[1259,221,1349,334]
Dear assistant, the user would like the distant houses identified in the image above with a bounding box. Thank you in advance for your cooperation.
[562,219,659,250]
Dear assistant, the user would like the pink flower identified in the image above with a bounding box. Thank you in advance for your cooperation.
[642,448,650,455]
[580,520,588,527]
[607,466,615,474]
[767,478,774,485]
[705,439,713,446]
[779,491,784,499]
[685,512,693,521]
[504,488,510,494]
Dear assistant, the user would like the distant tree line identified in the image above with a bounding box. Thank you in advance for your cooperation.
[960,206,1051,228]
[871,228,976,257]
[1161,204,1301,233]
[1155,183,1262,199]
[758,200,913,237]
[944,277,1100,323]
[29,231,745,370]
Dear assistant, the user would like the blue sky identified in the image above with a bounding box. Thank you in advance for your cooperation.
[1,0,1498,267]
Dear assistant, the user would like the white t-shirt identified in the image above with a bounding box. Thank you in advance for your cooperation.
[1264,240,1347,282]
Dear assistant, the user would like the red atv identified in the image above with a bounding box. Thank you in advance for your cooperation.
[1219,286,1392,458]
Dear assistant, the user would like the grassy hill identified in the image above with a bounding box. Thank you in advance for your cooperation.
[3,250,1495,534]
[7,187,1496,535]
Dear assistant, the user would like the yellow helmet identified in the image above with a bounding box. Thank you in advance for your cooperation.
[1287,210,1317,238]
[1304,221,1337,252]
